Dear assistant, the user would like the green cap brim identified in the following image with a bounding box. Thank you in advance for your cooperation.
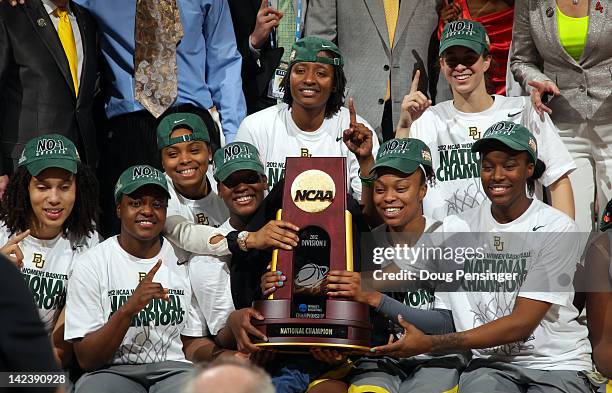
[439,38,486,56]
[472,136,537,163]
[114,181,171,204]
[26,158,78,176]
[370,160,421,177]
[215,160,265,182]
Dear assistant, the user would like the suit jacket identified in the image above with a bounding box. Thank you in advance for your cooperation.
[510,0,612,122]
[305,0,446,136]
[228,0,307,115]
[0,0,98,175]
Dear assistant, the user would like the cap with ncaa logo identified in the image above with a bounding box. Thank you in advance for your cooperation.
[114,165,171,204]
[157,112,210,150]
[18,134,80,176]
[439,19,490,56]
[288,36,344,67]
[213,142,265,182]
[370,138,433,178]
[471,121,538,163]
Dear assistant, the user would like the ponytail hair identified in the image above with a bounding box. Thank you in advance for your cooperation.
[527,159,546,196]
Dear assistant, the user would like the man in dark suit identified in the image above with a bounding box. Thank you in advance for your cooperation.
[0,0,97,195]
[228,0,307,115]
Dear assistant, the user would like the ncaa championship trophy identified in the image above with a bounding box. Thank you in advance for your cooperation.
[252,157,371,353]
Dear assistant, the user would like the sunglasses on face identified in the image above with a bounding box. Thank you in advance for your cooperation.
[222,172,263,188]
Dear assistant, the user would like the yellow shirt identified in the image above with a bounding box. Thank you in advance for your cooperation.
[557,5,589,61]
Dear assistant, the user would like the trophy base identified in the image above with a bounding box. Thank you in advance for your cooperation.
[251,299,371,354]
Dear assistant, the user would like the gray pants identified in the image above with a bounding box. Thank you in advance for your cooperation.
[348,355,464,393]
[75,360,193,393]
[458,360,591,393]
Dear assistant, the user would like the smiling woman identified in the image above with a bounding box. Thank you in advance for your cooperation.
[235,36,380,201]
[397,19,575,224]
[0,134,101,368]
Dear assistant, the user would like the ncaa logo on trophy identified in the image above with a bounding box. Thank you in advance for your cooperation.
[252,157,371,353]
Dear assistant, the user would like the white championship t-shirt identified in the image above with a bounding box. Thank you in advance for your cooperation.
[185,219,235,336]
[411,95,576,221]
[65,237,205,365]
[166,173,229,228]
[436,199,592,370]
[235,103,380,200]
[0,226,99,332]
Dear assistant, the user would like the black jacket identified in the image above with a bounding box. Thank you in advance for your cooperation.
[227,0,284,115]
[0,0,98,175]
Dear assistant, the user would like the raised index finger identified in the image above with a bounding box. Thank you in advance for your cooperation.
[410,70,421,94]
[144,259,162,282]
[348,97,357,125]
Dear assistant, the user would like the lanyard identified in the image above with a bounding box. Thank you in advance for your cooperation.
[294,0,302,42]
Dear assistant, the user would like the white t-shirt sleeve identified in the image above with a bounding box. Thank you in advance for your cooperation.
[181,292,210,337]
[163,215,230,256]
[409,110,438,147]
[522,101,575,187]
[235,117,257,146]
[519,221,580,307]
[64,254,105,341]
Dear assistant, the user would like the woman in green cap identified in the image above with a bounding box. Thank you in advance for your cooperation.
[396,19,577,230]
[370,121,592,393]
[263,138,466,393]
[0,134,101,367]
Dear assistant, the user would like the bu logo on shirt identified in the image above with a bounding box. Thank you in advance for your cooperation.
[33,253,45,269]
[300,148,311,157]
[196,213,209,225]
[494,236,504,252]
[468,127,480,140]
[139,272,147,282]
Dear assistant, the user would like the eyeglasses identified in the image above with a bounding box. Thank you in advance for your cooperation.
[222,172,263,188]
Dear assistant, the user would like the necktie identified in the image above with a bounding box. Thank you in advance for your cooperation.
[55,8,79,95]
[383,0,399,100]
[277,0,296,63]
[134,0,184,118]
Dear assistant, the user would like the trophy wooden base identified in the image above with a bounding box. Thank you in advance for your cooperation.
[251,299,371,354]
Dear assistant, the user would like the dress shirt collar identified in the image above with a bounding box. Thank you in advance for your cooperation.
[42,0,74,16]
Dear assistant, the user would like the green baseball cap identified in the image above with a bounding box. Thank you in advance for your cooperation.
[600,199,612,232]
[288,36,344,67]
[370,138,433,177]
[439,19,490,56]
[114,165,171,204]
[18,134,80,176]
[471,121,538,163]
[213,142,265,182]
[157,113,210,150]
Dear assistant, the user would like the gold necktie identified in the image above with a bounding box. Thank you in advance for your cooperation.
[55,8,79,95]
[134,0,184,118]
[383,0,399,100]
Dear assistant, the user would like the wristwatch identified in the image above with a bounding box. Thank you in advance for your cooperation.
[237,231,250,252]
